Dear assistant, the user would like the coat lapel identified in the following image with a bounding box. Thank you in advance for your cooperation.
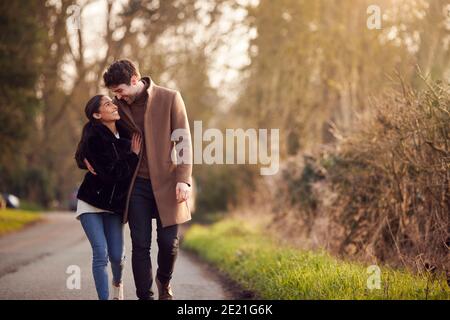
[116,77,156,136]
[117,102,138,132]
[144,78,156,153]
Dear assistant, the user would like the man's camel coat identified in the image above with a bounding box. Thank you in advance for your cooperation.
[115,78,192,227]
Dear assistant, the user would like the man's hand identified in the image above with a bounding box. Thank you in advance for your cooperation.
[176,182,191,203]
[84,158,97,175]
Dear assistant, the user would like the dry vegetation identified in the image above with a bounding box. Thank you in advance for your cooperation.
[263,79,449,281]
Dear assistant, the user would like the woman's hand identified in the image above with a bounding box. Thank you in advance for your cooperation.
[84,158,97,175]
[131,133,142,155]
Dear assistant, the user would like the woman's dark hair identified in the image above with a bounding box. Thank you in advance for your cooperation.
[103,59,140,88]
[74,95,105,168]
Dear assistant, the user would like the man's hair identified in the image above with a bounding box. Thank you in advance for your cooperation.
[103,59,141,87]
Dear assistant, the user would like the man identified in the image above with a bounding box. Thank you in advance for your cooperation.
[84,59,192,300]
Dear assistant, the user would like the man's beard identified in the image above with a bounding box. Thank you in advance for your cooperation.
[124,94,137,105]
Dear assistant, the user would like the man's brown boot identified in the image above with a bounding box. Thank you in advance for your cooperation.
[156,277,174,300]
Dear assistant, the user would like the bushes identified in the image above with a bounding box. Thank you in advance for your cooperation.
[266,79,449,273]
[193,165,259,222]
[331,79,448,269]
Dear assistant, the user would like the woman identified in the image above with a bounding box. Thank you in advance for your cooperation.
[74,95,141,300]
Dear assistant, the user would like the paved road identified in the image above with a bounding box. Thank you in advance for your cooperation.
[0,212,232,300]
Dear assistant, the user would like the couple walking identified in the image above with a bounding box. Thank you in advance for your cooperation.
[74,59,192,300]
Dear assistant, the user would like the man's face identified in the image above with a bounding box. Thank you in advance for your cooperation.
[109,75,139,105]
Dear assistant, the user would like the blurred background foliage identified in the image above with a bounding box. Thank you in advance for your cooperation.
[0,0,448,269]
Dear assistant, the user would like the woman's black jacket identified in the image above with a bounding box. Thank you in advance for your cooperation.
[76,123,138,215]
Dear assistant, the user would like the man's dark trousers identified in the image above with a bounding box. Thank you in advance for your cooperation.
[128,176,179,300]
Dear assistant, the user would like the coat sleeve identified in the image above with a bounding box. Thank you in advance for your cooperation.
[85,137,139,184]
[170,91,193,186]
[76,157,88,170]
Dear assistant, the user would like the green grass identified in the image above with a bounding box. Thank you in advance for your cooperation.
[182,218,449,300]
[0,209,42,236]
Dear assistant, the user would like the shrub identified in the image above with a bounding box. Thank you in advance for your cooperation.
[265,79,449,275]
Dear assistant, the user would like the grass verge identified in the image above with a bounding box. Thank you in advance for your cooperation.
[0,209,42,236]
[182,218,449,300]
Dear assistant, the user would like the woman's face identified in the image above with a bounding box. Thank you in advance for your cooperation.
[94,96,120,122]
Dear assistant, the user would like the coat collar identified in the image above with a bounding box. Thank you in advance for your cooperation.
[88,123,131,155]
[90,122,118,141]
[116,76,155,133]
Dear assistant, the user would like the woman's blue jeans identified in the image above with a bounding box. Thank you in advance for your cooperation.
[79,212,125,300]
